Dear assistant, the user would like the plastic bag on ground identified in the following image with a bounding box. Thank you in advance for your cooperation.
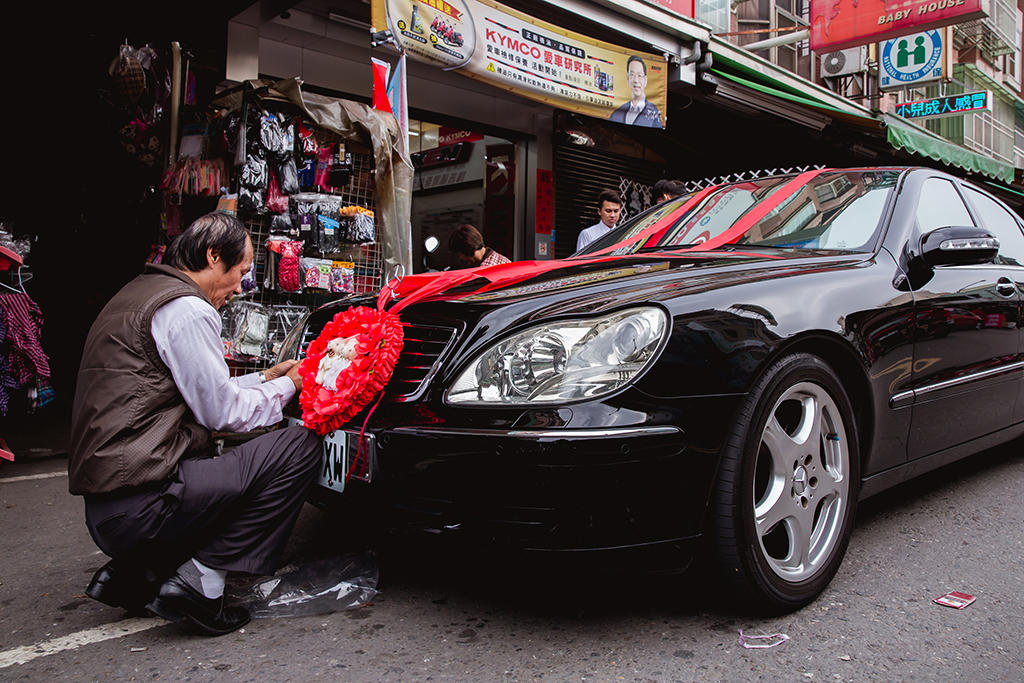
[230,552,378,618]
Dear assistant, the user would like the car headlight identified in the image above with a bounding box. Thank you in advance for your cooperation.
[446,306,669,405]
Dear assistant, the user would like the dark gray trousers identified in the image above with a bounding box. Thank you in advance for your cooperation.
[84,426,322,576]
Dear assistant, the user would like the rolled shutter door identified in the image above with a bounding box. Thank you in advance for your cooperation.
[554,144,664,259]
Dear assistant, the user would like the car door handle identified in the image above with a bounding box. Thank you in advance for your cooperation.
[997,278,1017,297]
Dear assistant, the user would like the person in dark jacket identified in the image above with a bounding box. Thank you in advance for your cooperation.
[608,56,662,128]
[69,212,321,636]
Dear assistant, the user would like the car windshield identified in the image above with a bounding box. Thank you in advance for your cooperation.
[574,170,901,256]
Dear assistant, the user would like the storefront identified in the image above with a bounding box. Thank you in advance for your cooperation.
[227,0,1024,273]
[227,0,715,268]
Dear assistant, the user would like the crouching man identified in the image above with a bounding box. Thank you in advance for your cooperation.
[69,212,322,636]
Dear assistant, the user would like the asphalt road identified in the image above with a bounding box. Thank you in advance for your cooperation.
[1,442,1022,681]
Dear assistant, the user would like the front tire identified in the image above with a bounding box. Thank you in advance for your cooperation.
[713,353,860,613]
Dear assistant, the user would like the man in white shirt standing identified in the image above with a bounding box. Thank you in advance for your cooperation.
[576,189,623,251]
[69,212,320,636]
[608,56,662,128]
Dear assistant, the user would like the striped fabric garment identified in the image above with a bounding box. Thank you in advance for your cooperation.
[0,293,49,386]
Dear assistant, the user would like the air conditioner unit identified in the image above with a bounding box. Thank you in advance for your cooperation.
[820,47,868,77]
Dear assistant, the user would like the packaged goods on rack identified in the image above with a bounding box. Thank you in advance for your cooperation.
[339,206,375,244]
[266,237,304,293]
[221,300,272,360]
[300,257,333,290]
[200,78,408,376]
[330,261,355,294]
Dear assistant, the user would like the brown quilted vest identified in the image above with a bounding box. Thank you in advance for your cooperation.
[68,264,213,495]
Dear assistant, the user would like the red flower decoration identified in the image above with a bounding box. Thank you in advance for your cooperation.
[298,305,404,435]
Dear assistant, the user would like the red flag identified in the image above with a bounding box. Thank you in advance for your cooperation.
[371,58,391,112]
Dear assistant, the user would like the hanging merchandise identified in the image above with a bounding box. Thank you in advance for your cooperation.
[0,292,51,415]
[241,259,258,294]
[277,120,300,194]
[109,44,147,105]
[270,213,297,238]
[329,142,353,188]
[160,158,226,198]
[109,44,171,167]
[296,118,319,155]
[266,237,305,293]
[278,155,300,195]
[291,193,321,252]
[301,258,333,290]
[297,156,316,191]
[314,146,334,193]
[317,215,340,254]
[239,150,268,212]
[266,171,289,213]
[146,244,166,264]
[339,206,375,244]
[216,192,238,215]
[119,119,163,167]
[259,111,286,156]
[259,111,300,196]
[330,261,355,294]
[221,300,272,360]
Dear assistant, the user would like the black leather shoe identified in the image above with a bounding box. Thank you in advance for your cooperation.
[146,574,250,637]
[85,561,158,616]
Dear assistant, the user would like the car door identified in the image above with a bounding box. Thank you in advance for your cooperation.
[960,182,1024,424]
[907,176,1023,460]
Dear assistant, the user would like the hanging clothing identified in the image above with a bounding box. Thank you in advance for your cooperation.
[0,292,49,386]
[0,315,21,415]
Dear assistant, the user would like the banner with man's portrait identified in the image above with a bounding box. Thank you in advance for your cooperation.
[371,0,668,128]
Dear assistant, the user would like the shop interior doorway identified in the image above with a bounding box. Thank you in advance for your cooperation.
[409,120,517,273]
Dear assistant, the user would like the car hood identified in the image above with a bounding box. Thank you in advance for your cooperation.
[396,248,867,316]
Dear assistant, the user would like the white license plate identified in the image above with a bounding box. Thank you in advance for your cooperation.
[286,418,374,492]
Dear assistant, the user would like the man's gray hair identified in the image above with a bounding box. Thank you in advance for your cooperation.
[165,212,251,272]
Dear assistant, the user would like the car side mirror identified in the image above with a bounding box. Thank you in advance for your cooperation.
[917,226,999,267]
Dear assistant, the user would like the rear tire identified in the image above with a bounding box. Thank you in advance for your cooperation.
[713,353,860,613]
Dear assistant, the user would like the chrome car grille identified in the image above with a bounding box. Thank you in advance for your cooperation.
[300,321,457,401]
[385,323,458,401]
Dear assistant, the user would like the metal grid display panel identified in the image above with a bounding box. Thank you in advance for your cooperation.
[231,147,383,375]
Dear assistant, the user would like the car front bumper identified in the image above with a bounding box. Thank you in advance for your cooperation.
[308,419,728,568]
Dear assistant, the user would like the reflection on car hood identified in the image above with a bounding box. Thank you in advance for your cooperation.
[423,249,864,307]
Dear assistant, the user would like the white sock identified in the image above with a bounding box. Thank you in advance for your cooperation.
[176,558,227,599]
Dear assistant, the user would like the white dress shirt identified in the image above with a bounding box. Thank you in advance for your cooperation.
[576,221,616,251]
[625,100,645,125]
[151,296,296,433]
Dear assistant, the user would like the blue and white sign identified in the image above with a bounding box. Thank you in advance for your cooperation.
[879,30,944,91]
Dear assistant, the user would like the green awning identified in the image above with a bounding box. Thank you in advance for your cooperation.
[708,50,1016,183]
[883,113,1015,183]
[711,68,880,124]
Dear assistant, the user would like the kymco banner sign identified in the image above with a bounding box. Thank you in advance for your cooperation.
[810,0,986,52]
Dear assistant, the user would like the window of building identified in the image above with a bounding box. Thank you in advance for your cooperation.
[1002,10,1022,89]
[696,0,731,35]
[733,0,810,78]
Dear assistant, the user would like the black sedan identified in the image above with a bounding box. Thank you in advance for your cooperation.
[279,167,1024,612]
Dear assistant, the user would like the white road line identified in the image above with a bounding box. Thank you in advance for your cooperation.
[0,471,67,484]
[0,617,163,668]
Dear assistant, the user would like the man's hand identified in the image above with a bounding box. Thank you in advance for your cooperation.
[284,361,302,391]
[265,360,302,391]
